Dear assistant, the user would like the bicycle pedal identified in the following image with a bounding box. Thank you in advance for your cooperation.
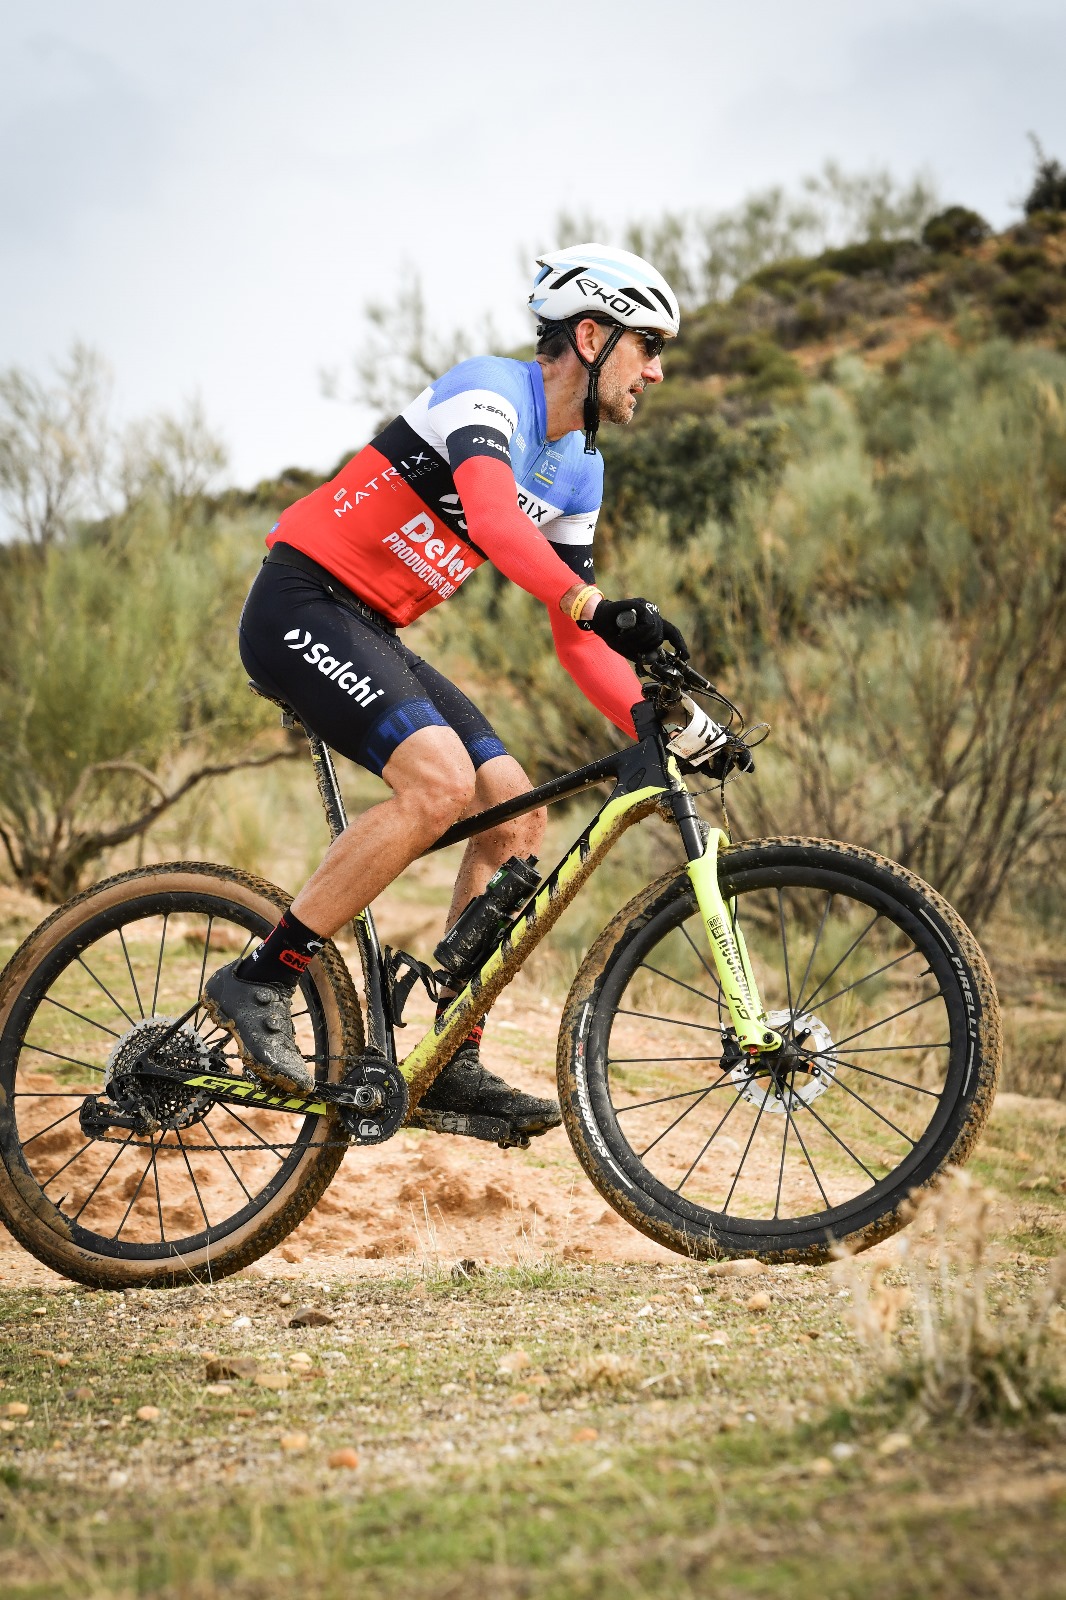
[408,1108,531,1149]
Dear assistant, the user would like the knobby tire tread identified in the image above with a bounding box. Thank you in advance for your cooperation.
[557,836,1001,1264]
[0,862,363,1289]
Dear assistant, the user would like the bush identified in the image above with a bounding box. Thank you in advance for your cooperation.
[599,412,786,537]
[921,206,991,253]
[1024,150,1066,215]
[0,507,285,898]
[992,268,1066,335]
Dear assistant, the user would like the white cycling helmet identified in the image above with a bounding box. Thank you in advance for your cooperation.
[529,242,681,334]
[529,243,681,451]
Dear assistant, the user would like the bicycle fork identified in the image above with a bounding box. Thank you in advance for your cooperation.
[667,792,784,1056]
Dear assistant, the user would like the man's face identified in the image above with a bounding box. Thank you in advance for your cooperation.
[597,328,666,426]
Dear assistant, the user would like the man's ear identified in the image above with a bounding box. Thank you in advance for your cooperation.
[573,318,604,362]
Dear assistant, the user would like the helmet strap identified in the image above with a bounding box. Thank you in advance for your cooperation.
[562,320,626,453]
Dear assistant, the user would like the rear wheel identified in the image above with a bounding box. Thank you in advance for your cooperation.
[0,863,362,1288]
[558,838,1000,1263]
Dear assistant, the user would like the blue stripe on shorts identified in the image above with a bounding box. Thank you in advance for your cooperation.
[362,697,449,777]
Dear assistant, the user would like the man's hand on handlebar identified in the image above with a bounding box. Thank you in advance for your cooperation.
[585,598,689,663]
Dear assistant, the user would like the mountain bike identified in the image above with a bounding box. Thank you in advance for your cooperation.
[0,653,1000,1288]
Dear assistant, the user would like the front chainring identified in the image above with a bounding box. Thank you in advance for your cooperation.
[335,1055,409,1144]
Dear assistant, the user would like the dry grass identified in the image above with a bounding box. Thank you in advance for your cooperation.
[838,1167,1066,1424]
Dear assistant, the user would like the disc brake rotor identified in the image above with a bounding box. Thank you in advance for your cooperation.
[727,1008,837,1116]
[104,1016,215,1133]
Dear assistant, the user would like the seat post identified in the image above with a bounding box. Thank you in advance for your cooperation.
[308,735,348,843]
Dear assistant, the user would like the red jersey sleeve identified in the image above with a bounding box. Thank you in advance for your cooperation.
[451,456,582,610]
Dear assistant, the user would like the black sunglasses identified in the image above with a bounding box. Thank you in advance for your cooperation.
[632,327,667,360]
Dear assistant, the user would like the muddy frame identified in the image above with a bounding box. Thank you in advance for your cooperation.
[286,689,783,1113]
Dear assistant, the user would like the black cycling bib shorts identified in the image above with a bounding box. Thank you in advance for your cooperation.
[238,552,507,778]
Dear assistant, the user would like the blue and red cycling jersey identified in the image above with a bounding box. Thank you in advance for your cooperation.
[268,355,641,733]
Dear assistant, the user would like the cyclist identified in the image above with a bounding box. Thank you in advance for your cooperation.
[204,244,688,1142]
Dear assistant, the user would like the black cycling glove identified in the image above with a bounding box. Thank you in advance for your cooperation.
[585,598,689,662]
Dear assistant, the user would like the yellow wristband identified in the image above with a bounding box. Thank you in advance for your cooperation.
[569,585,602,623]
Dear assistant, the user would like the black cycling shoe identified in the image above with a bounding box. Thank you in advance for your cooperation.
[202,960,315,1095]
[415,1043,561,1137]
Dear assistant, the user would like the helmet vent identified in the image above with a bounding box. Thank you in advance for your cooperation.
[619,286,656,312]
[649,286,674,315]
[550,265,587,291]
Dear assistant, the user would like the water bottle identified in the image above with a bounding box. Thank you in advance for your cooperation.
[434,855,541,984]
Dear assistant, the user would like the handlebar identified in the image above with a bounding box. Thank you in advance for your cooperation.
[636,647,769,772]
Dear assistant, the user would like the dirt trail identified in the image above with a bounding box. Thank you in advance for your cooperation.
[0,990,676,1289]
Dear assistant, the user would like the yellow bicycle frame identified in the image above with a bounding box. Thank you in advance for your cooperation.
[397,778,782,1107]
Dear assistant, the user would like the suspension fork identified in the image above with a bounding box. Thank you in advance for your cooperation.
[667,791,783,1054]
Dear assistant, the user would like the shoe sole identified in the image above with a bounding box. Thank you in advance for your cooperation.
[412,1105,561,1139]
[201,991,315,1098]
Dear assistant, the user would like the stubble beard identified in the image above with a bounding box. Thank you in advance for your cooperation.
[596,371,644,427]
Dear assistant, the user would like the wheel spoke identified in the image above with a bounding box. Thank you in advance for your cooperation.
[720,1091,768,1211]
[826,1072,916,1145]
[800,1099,878,1184]
[219,1103,291,1161]
[640,962,719,1009]
[203,1121,256,1200]
[840,1041,950,1054]
[810,948,922,1012]
[616,1008,722,1035]
[676,1087,746,1192]
[40,1138,97,1191]
[831,993,941,1051]
[196,917,215,1005]
[800,913,880,1012]
[778,889,794,1020]
[113,1144,158,1241]
[175,1131,213,1233]
[615,1075,734,1116]
[638,1083,718,1159]
[71,1135,135,1224]
[680,922,722,995]
[777,1078,831,1211]
[118,928,145,1020]
[773,1071,792,1219]
[20,1105,83,1148]
[794,893,833,1015]
[76,955,138,1029]
[609,1055,723,1065]
[150,915,169,1017]
[832,1056,941,1097]
[150,1142,166,1242]
[22,1042,105,1075]
[41,995,123,1039]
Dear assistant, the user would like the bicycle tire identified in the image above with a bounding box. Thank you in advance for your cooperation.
[558,837,1000,1263]
[0,863,363,1288]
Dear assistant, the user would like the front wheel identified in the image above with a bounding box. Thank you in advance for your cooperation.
[0,863,363,1288]
[558,837,1000,1263]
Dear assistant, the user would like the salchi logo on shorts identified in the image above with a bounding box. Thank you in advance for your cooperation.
[283,630,384,705]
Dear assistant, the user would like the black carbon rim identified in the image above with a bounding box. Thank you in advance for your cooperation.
[0,891,334,1262]
[581,855,978,1249]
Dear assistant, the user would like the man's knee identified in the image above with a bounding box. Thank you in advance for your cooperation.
[384,727,476,831]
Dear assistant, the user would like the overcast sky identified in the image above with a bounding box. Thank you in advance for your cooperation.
[2,0,1065,487]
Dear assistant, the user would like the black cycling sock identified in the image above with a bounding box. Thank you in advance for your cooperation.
[436,995,484,1051]
[236,909,325,991]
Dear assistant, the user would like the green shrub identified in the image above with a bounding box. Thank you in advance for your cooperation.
[818,238,919,277]
[1024,150,1066,215]
[921,206,991,253]
[992,268,1066,335]
[0,507,281,897]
